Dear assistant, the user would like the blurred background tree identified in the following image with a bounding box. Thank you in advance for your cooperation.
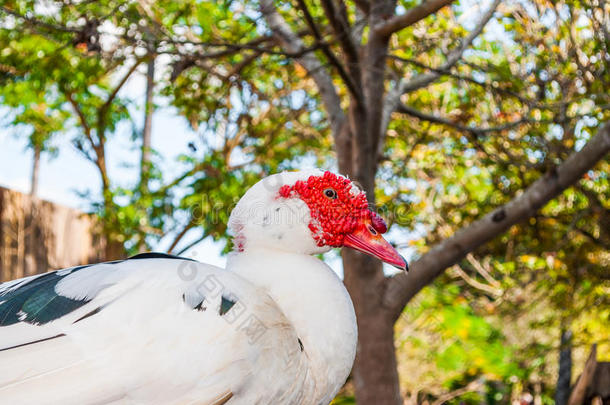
[0,0,608,404]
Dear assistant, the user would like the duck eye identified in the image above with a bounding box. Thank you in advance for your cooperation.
[323,188,338,199]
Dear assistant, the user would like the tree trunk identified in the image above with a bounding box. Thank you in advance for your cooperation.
[343,250,402,404]
[339,105,403,404]
[140,55,155,192]
[556,328,573,405]
[30,145,41,197]
[135,54,156,253]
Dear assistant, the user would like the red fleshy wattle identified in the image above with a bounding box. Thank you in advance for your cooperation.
[370,212,388,234]
[277,171,373,247]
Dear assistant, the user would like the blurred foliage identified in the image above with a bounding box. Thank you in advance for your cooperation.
[0,0,330,255]
[380,0,610,400]
[0,0,609,404]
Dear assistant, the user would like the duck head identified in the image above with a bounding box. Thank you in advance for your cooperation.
[228,170,407,271]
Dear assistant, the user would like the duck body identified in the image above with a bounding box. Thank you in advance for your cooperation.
[0,253,354,405]
[0,170,405,404]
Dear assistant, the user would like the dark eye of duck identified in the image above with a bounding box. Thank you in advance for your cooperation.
[323,188,338,199]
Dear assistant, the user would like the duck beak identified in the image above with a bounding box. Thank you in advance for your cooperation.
[343,218,408,272]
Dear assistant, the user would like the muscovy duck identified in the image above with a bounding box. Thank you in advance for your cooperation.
[0,169,407,405]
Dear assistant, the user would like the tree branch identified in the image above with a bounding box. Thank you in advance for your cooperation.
[0,6,80,33]
[379,79,405,157]
[166,221,196,254]
[400,104,594,141]
[567,344,598,405]
[379,0,499,153]
[374,0,456,38]
[295,0,362,101]
[384,122,610,320]
[450,264,502,296]
[431,380,484,405]
[353,0,370,14]
[64,91,93,143]
[400,0,501,94]
[390,55,581,110]
[259,0,346,135]
[169,38,326,82]
[465,253,501,289]
[319,0,360,70]
[71,138,97,163]
[171,35,323,60]
[174,232,207,256]
[574,227,610,250]
[397,103,532,135]
[101,58,143,113]
[96,58,144,152]
[140,53,155,192]
[65,86,111,193]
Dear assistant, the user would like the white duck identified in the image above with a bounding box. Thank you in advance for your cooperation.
[0,169,406,405]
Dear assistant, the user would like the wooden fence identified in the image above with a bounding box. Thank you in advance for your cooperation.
[0,187,106,282]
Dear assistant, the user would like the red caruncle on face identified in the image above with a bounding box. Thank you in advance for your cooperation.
[278,171,386,247]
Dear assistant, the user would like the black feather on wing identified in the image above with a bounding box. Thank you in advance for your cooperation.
[0,265,93,326]
[0,253,198,327]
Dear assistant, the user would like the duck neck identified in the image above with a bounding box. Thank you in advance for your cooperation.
[227,248,357,402]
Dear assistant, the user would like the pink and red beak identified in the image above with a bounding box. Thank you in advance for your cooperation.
[343,213,408,271]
